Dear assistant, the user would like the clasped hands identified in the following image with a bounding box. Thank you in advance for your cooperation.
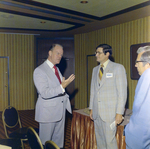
[90,110,124,125]
[61,74,75,89]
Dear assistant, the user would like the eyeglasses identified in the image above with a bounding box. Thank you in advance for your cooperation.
[95,51,103,55]
[135,60,148,64]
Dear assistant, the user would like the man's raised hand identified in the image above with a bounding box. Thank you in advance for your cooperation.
[61,74,75,89]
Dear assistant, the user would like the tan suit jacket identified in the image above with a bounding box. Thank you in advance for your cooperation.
[89,60,127,122]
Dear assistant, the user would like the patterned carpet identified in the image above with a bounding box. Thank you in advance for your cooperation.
[0,109,72,149]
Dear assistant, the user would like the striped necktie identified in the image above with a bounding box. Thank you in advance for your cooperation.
[99,64,104,80]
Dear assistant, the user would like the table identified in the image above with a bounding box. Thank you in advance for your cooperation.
[0,139,21,149]
[71,109,132,149]
[0,145,11,149]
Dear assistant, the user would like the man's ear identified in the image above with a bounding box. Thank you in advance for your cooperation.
[106,52,110,57]
[146,63,150,69]
[49,50,52,56]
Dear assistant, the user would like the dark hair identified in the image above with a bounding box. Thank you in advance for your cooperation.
[96,44,112,56]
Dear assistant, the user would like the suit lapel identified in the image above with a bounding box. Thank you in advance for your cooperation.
[95,65,100,87]
[99,61,113,88]
[42,62,60,84]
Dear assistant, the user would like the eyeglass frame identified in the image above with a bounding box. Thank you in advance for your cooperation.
[135,60,149,64]
[95,51,104,55]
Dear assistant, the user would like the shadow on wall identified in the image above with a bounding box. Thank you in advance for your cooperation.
[125,86,129,109]
[57,57,78,108]
[57,57,67,76]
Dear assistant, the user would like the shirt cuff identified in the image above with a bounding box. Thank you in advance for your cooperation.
[60,85,65,92]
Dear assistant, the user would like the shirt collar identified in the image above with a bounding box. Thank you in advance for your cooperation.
[46,59,54,69]
[101,59,110,70]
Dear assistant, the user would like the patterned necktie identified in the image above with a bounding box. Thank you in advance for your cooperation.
[99,64,104,80]
[53,65,61,84]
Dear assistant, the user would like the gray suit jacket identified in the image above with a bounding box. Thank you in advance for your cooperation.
[33,61,72,123]
[89,60,127,122]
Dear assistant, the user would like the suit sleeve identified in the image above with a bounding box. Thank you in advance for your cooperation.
[115,65,127,114]
[33,68,64,99]
[89,68,96,109]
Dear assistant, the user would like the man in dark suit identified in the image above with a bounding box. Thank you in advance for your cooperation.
[89,44,127,149]
[33,44,75,148]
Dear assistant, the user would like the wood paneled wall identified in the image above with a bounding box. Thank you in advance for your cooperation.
[0,34,36,110]
[74,16,150,109]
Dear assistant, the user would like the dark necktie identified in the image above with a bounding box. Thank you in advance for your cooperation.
[99,64,104,80]
[53,65,61,84]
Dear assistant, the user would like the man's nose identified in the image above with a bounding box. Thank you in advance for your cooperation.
[95,53,98,57]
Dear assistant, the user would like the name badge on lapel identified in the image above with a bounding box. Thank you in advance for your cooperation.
[106,73,113,78]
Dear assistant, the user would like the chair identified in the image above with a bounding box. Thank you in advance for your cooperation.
[2,106,28,149]
[27,127,44,149]
[45,140,60,149]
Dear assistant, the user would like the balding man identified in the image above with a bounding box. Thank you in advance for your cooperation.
[33,44,75,148]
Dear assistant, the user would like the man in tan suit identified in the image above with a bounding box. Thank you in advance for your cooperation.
[89,44,127,149]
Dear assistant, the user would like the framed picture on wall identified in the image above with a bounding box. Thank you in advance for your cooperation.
[130,42,150,80]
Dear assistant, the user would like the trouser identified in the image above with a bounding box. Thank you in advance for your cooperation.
[94,116,118,149]
[39,110,66,148]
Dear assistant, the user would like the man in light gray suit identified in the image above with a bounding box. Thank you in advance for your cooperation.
[33,44,75,148]
[89,44,127,149]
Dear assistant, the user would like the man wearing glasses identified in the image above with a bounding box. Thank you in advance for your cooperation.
[125,46,150,149]
[89,44,127,149]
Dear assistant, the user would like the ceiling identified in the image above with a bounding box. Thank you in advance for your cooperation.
[0,0,150,38]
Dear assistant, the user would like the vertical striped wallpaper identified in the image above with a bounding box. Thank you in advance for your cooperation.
[0,34,36,110]
[74,16,150,109]
[0,58,8,110]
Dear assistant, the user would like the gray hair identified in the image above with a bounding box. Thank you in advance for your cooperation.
[137,46,150,54]
[137,46,150,66]
[49,44,63,51]
[47,44,63,57]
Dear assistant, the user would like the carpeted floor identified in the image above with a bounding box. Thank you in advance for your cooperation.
[0,109,72,149]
